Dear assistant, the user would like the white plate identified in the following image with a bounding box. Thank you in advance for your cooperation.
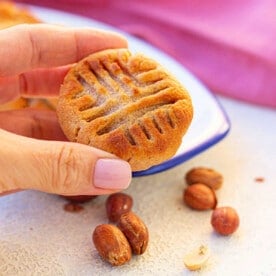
[29,6,230,176]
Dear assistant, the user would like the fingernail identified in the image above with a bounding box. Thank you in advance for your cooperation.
[94,159,132,189]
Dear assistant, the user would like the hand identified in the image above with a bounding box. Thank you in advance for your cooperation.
[0,24,131,196]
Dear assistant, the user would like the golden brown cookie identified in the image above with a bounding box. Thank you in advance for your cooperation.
[57,49,193,171]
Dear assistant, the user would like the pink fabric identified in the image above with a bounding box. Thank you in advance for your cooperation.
[16,0,276,108]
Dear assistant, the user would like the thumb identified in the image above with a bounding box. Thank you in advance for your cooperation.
[0,129,132,195]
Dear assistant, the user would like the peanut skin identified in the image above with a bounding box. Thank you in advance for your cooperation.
[118,211,149,255]
[183,184,217,210]
[105,193,133,222]
[92,224,132,266]
[61,195,97,203]
[211,207,240,235]
[186,167,223,190]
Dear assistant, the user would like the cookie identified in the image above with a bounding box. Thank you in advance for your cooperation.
[57,49,193,171]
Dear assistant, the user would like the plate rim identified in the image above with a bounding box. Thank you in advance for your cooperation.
[133,92,231,176]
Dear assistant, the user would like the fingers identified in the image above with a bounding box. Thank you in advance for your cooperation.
[0,129,132,195]
[0,24,128,77]
[0,66,71,104]
[0,108,67,140]
[0,24,127,102]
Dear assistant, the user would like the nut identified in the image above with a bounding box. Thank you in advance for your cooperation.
[118,211,149,255]
[183,183,217,210]
[63,203,84,213]
[61,195,97,203]
[92,224,132,266]
[186,167,223,190]
[184,245,210,271]
[211,206,240,235]
[106,193,133,222]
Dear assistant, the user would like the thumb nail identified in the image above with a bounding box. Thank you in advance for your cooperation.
[93,159,132,190]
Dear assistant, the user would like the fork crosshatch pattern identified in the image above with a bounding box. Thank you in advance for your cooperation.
[57,49,193,171]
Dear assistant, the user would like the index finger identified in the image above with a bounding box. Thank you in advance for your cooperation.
[0,24,128,77]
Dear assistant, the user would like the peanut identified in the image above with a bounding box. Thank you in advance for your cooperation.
[186,167,223,190]
[92,224,132,266]
[211,207,240,235]
[118,211,149,255]
[61,195,97,203]
[183,184,217,210]
[106,193,133,222]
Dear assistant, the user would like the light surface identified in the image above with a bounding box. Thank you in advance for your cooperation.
[1,97,275,275]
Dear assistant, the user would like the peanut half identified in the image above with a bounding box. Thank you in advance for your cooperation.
[184,245,210,271]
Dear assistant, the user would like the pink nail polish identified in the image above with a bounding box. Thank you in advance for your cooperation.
[94,159,132,189]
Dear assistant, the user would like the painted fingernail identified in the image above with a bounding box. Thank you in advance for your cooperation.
[94,159,132,189]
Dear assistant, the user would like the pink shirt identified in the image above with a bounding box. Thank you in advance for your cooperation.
[16,0,276,108]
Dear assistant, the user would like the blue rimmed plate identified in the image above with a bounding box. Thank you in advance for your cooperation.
[29,5,231,176]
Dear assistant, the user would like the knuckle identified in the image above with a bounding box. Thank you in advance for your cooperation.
[50,145,82,193]
[19,73,28,95]
[26,26,42,68]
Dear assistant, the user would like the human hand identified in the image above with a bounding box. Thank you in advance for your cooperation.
[0,24,131,196]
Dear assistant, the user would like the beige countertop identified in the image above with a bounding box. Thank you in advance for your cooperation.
[1,95,275,275]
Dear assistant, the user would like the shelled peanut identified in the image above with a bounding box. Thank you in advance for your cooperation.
[118,211,149,255]
[93,224,132,266]
[92,192,149,266]
[185,167,223,190]
[105,193,133,222]
[183,183,217,210]
[211,206,240,235]
[61,195,98,213]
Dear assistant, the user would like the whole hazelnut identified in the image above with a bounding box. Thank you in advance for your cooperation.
[183,183,217,210]
[92,224,132,266]
[211,207,240,235]
[106,193,133,222]
[185,167,223,190]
